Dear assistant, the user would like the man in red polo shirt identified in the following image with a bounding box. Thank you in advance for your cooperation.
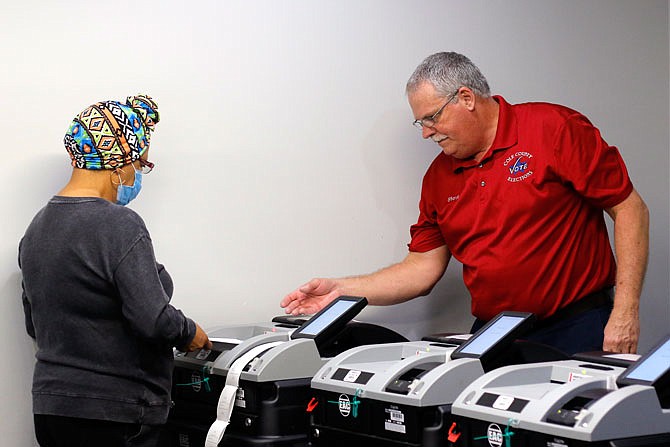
[281,52,649,355]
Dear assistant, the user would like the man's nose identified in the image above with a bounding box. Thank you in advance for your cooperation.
[422,125,436,139]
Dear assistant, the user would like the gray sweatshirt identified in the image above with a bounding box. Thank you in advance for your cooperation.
[19,196,195,425]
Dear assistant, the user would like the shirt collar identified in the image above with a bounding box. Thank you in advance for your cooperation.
[449,95,518,171]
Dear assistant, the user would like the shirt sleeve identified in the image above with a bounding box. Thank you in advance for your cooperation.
[552,113,633,209]
[113,235,195,349]
[408,168,447,253]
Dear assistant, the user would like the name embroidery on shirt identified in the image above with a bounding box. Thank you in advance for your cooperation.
[503,151,534,183]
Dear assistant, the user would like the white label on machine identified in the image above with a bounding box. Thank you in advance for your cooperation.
[343,370,362,382]
[448,333,473,340]
[384,407,406,433]
[492,394,515,410]
[568,372,592,382]
[546,439,567,446]
[195,349,212,360]
[209,337,242,344]
[604,353,640,362]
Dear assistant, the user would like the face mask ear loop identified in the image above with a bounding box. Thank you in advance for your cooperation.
[110,167,126,187]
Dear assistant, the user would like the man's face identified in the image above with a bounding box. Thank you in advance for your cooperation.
[408,83,480,159]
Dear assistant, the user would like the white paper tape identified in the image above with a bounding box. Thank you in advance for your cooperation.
[205,420,229,447]
[203,341,284,447]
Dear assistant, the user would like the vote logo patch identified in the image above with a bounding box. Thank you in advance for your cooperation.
[503,151,534,183]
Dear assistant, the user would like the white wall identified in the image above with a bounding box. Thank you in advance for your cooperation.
[2,0,668,444]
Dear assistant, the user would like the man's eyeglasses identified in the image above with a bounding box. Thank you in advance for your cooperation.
[137,157,154,174]
[412,89,460,130]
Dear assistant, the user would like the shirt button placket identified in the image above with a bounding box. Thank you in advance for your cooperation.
[479,163,487,202]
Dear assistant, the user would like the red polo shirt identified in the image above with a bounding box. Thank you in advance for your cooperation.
[409,96,633,320]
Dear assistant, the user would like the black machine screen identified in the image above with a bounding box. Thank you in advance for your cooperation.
[291,296,367,345]
[450,311,534,361]
[619,337,670,386]
[457,315,525,355]
[297,300,359,335]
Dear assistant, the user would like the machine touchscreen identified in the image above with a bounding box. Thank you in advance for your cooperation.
[291,296,367,346]
[617,335,670,388]
[450,311,535,362]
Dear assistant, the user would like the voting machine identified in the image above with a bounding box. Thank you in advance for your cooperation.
[451,335,670,446]
[163,296,407,447]
[307,311,566,446]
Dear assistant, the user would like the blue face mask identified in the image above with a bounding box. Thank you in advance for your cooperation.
[116,169,143,206]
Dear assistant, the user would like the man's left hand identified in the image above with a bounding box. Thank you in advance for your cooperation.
[603,308,639,353]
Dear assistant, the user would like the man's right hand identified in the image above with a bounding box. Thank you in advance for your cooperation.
[280,278,342,315]
[280,247,450,316]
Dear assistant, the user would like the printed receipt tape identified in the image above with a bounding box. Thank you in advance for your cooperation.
[204,341,285,447]
[204,420,229,446]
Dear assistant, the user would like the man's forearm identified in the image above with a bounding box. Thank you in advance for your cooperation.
[610,189,649,311]
[604,188,649,352]
[336,246,450,306]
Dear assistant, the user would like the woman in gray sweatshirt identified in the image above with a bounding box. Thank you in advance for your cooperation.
[19,95,211,447]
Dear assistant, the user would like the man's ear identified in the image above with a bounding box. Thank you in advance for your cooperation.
[458,87,477,111]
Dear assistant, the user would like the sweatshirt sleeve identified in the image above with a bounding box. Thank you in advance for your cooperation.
[156,262,174,299]
[113,234,195,349]
[21,283,36,339]
[18,239,36,339]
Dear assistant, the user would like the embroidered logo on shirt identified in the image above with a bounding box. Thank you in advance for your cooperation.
[503,151,534,183]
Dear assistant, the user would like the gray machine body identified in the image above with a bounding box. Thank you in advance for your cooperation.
[311,340,485,407]
[451,359,670,442]
[174,322,325,382]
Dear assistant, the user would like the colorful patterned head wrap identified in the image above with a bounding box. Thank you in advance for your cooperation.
[64,94,160,170]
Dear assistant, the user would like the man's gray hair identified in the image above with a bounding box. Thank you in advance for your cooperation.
[406,52,491,98]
